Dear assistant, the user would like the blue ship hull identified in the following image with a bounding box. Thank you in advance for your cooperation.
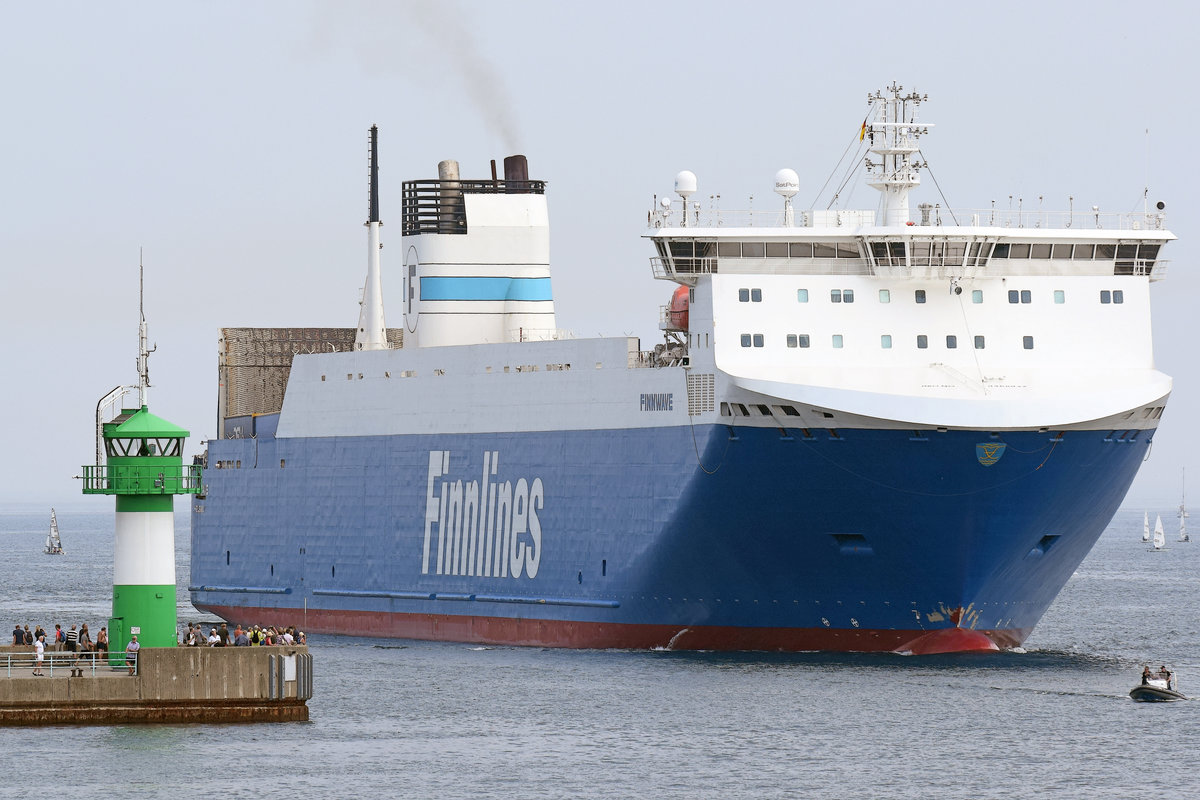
[190,420,1148,652]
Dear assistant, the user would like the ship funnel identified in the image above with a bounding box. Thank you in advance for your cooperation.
[354,124,387,351]
[503,155,529,192]
[438,160,463,233]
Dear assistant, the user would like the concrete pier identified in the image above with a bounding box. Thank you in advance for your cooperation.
[0,645,311,726]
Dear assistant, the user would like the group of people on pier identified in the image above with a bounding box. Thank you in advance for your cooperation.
[12,621,109,654]
[181,621,305,647]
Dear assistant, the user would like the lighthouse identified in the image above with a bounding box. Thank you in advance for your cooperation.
[81,258,200,655]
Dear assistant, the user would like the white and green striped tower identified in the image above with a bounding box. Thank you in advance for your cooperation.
[81,258,200,656]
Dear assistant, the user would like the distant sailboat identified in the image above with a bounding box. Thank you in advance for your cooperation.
[1179,468,1190,543]
[1142,511,1150,543]
[44,508,64,555]
[1151,514,1166,551]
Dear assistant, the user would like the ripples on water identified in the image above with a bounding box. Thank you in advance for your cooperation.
[1,508,1197,799]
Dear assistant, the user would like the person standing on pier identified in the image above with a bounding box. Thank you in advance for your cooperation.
[12,624,22,645]
[33,635,45,675]
[125,634,139,675]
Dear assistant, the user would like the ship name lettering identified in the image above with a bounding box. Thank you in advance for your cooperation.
[640,392,673,411]
[422,450,542,580]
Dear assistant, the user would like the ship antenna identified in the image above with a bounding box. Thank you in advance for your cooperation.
[137,248,156,408]
[355,124,388,351]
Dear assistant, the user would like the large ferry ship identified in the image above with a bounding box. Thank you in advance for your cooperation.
[189,86,1174,654]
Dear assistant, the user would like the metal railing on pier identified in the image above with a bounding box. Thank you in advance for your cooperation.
[3,650,136,678]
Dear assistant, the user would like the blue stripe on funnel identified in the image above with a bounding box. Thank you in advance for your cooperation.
[420,276,552,302]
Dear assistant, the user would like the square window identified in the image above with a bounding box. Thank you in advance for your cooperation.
[881,334,892,349]
[1008,290,1020,304]
[741,242,766,258]
[971,289,983,304]
[766,242,788,258]
[740,334,752,347]
[974,335,985,349]
[1100,290,1111,304]
[738,288,750,302]
[751,288,762,302]
[1023,336,1035,350]
[917,335,928,349]
[915,290,926,304]
[831,289,842,303]
[879,289,891,303]
[946,335,957,349]
[718,241,741,257]
[843,289,855,303]
[1031,243,1052,259]
[832,334,844,349]
[1052,244,1073,258]
[1053,290,1065,304]
[798,334,810,348]
[1074,244,1095,259]
[797,289,809,303]
[1011,243,1031,258]
[790,242,813,258]
[813,243,837,259]
[752,334,764,348]
[1020,290,1031,304]
[786,334,798,348]
[1113,290,1124,304]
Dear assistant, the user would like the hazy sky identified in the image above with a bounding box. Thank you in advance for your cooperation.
[1,1,1195,509]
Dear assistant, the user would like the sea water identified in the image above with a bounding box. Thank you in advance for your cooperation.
[0,507,1196,799]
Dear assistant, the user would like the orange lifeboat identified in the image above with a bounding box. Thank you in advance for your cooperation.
[666,285,689,331]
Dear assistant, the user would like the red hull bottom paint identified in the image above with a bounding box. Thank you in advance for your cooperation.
[200,605,1028,655]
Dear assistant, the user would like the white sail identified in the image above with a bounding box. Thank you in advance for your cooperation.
[1143,511,1151,543]
[1153,515,1166,550]
[1179,468,1190,542]
[44,508,63,555]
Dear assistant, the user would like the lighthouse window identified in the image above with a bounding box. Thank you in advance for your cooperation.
[914,290,926,304]
[813,243,837,259]
[946,335,958,349]
[796,289,809,303]
[972,290,983,303]
[789,242,813,258]
[740,334,752,347]
[917,335,928,349]
[1023,336,1035,349]
[878,289,890,303]
[880,335,892,349]
[1053,244,1073,258]
[832,334,844,349]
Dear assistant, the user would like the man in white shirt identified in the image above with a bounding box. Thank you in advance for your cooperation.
[33,634,45,676]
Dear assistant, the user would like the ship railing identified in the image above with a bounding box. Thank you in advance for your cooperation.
[648,205,1169,231]
[650,256,718,282]
[505,327,576,343]
[402,179,547,236]
[80,464,203,495]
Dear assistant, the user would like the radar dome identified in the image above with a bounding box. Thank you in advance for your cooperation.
[674,170,698,200]
[774,168,800,199]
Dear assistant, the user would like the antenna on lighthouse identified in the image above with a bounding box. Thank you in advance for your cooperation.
[137,248,156,408]
[355,125,388,351]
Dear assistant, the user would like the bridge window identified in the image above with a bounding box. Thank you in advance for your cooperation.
[718,242,740,257]
[1095,244,1116,259]
[741,242,765,258]
[790,242,813,258]
[813,243,837,259]
[1010,243,1031,258]
[1052,244,1073,258]
[1031,244,1052,259]
[991,243,1010,258]
[1074,244,1095,259]
[766,243,788,258]
[837,243,860,258]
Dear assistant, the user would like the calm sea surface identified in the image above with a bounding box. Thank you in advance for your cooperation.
[1,507,1197,799]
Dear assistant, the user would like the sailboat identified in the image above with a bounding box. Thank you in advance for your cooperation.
[1179,468,1190,543]
[44,508,64,555]
[1142,511,1150,543]
[1151,514,1166,551]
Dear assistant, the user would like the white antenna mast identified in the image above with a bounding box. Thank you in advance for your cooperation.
[137,248,156,408]
[355,124,388,351]
[864,82,932,226]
